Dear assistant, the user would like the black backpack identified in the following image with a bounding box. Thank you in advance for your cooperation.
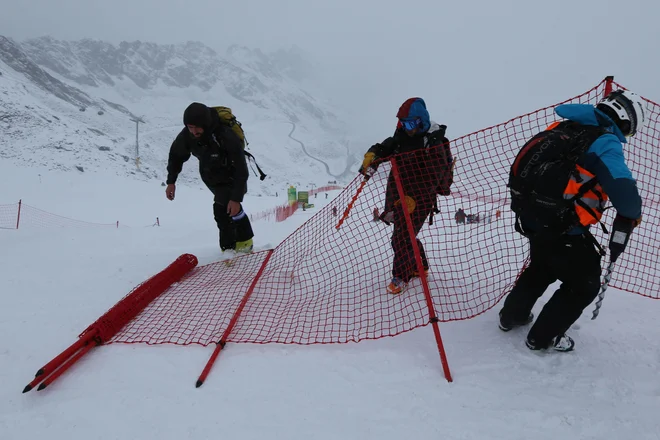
[430,125,453,195]
[508,120,606,236]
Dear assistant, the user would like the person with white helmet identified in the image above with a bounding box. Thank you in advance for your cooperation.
[596,89,647,138]
[499,89,646,352]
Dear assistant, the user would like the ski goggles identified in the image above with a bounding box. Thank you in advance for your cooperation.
[400,118,422,131]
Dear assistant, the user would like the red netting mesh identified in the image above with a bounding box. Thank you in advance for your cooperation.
[0,203,18,229]
[610,81,660,297]
[19,203,120,228]
[249,186,343,222]
[100,79,659,347]
[0,202,118,228]
[0,202,165,228]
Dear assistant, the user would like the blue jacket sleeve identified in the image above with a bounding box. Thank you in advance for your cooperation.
[583,135,642,219]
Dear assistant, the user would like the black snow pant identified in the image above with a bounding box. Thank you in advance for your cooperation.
[500,233,602,347]
[391,196,433,282]
[211,185,254,251]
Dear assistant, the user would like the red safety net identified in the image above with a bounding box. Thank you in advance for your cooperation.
[0,201,118,228]
[0,201,165,228]
[249,186,343,222]
[0,202,18,229]
[106,78,660,348]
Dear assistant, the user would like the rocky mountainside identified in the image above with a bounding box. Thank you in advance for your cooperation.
[0,35,357,191]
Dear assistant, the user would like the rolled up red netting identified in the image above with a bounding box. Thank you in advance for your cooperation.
[23,254,198,393]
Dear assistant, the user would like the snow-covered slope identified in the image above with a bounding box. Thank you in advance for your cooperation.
[1,163,659,440]
[0,36,362,192]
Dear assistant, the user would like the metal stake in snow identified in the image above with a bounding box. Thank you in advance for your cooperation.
[591,260,615,320]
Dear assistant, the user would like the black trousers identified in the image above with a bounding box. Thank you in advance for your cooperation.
[500,234,602,347]
[391,196,433,282]
[211,186,254,251]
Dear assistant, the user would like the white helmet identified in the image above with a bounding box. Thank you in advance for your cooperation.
[596,89,647,137]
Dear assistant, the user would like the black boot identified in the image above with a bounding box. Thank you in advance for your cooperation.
[526,334,575,352]
[498,310,534,332]
[219,230,235,251]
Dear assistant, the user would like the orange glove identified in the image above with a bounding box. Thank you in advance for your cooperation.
[394,195,416,213]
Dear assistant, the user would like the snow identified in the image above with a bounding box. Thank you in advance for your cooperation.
[2,161,660,440]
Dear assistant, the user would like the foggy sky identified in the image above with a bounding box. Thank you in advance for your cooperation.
[2,0,659,140]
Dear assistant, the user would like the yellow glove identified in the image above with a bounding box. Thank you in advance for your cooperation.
[394,195,416,213]
[362,152,376,169]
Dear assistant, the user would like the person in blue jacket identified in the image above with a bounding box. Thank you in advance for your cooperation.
[499,89,646,352]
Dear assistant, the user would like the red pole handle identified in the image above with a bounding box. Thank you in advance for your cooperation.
[335,179,367,230]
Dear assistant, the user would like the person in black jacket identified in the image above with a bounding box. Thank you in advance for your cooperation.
[359,97,453,294]
[499,89,646,352]
[165,102,254,253]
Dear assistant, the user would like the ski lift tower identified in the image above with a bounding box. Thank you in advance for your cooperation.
[129,116,145,170]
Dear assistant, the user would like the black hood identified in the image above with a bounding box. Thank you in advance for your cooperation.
[183,102,212,129]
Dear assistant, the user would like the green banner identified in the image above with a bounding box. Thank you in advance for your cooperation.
[297,191,309,204]
[287,186,297,206]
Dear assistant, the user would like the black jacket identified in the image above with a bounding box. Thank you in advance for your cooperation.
[166,113,249,202]
[367,123,453,214]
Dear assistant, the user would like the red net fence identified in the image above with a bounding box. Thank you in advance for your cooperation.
[0,201,119,229]
[2,184,346,228]
[249,185,344,222]
[0,199,290,228]
[102,77,660,350]
[0,200,164,228]
[249,203,299,223]
[0,187,345,229]
[309,185,344,196]
[0,202,19,229]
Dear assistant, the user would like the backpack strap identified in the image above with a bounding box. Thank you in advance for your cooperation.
[584,229,606,256]
[566,174,610,233]
[428,197,441,225]
[244,151,267,181]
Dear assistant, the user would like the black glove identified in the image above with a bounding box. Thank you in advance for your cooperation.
[609,214,637,262]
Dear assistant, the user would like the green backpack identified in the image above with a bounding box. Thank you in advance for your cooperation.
[212,106,247,147]
[211,106,266,181]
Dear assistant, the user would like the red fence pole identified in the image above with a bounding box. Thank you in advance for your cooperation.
[37,341,96,391]
[23,254,198,393]
[16,199,22,229]
[604,76,614,98]
[23,329,99,392]
[196,249,275,388]
[391,158,453,382]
